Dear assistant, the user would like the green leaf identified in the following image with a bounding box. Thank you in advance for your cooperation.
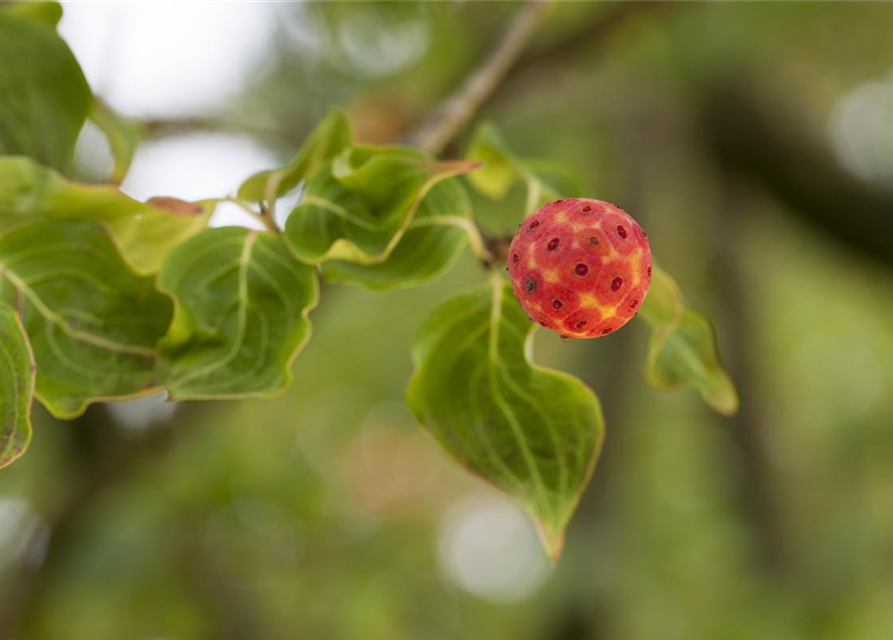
[0,1,63,27]
[466,123,577,213]
[0,156,212,273]
[158,228,318,400]
[0,219,174,418]
[466,124,519,200]
[0,301,35,469]
[89,100,145,185]
[238,109,352,202]
[285,145,478,265]
[320,177,479,290]
[0,13,92,170]
[639,266,739,415]
[406,275,604,560]
[638,264,684,328]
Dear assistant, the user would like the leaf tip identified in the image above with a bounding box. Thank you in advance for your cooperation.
[533,519,567,564]
[709,378,740,416]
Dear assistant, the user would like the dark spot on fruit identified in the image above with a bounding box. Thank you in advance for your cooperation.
[629,298,639,310]
[528,220,540,231]
[617,225,627,239]
[525,278,536,293]
[560,335,569,342]
[647,265,652,277]
[611,277,623,292]
[512,253,520,264]
[589,237,599,246]
[574,263,589,276]
[552,299,563,310]
[601,327,613,335]
[547,237,560,251]
[575,319,588,330]
[538,320,548,327]
[581,205,592,213]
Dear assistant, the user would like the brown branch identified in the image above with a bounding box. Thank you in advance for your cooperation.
[702,81,893,269]
[714,177,789,573]
[484,1,676,112]
[143,115,308,145]
[410,0,553,155]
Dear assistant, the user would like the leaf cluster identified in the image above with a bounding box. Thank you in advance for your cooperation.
[0,5,737,559]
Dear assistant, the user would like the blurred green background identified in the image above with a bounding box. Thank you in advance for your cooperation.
[3,2,893,639]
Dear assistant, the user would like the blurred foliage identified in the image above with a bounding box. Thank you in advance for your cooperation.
[0,10,90,170]
[3,2,893,640]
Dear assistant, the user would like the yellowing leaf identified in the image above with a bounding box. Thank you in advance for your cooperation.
[466,123,581,214]
[639,266,738,415]
[0,156,212,273]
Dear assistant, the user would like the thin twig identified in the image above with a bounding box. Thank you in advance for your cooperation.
[218,197,280,234]
[410,0,552,156]
[487,1,671,109]
[144,116,307,145]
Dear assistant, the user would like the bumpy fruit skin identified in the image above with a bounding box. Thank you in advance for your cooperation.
[508,198,652,339]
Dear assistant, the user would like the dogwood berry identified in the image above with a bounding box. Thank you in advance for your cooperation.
[508,198,652,339]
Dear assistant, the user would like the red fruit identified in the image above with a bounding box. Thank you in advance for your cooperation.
[508,198,652,339]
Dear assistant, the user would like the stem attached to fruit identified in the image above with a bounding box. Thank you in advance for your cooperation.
[451,217,493,265]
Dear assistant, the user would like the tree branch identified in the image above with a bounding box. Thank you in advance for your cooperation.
[702,81,893,270]
[715,177,789,574]
[410,0,553,155]
[143,115,308,145]
[483,2,675,112]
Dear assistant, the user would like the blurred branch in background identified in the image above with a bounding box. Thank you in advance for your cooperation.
[703,81,893,271]
[137,2,666,158]
[410,0,551,155]
[486,1,675,112]
[143,115,310,146]
[714,177,789,574]
[700,74,893,573]
[698,78,893,573]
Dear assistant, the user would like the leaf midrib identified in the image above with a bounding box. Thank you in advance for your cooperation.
[487,277,551,519]
[0,261,155,357]
[169,231,258,388]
